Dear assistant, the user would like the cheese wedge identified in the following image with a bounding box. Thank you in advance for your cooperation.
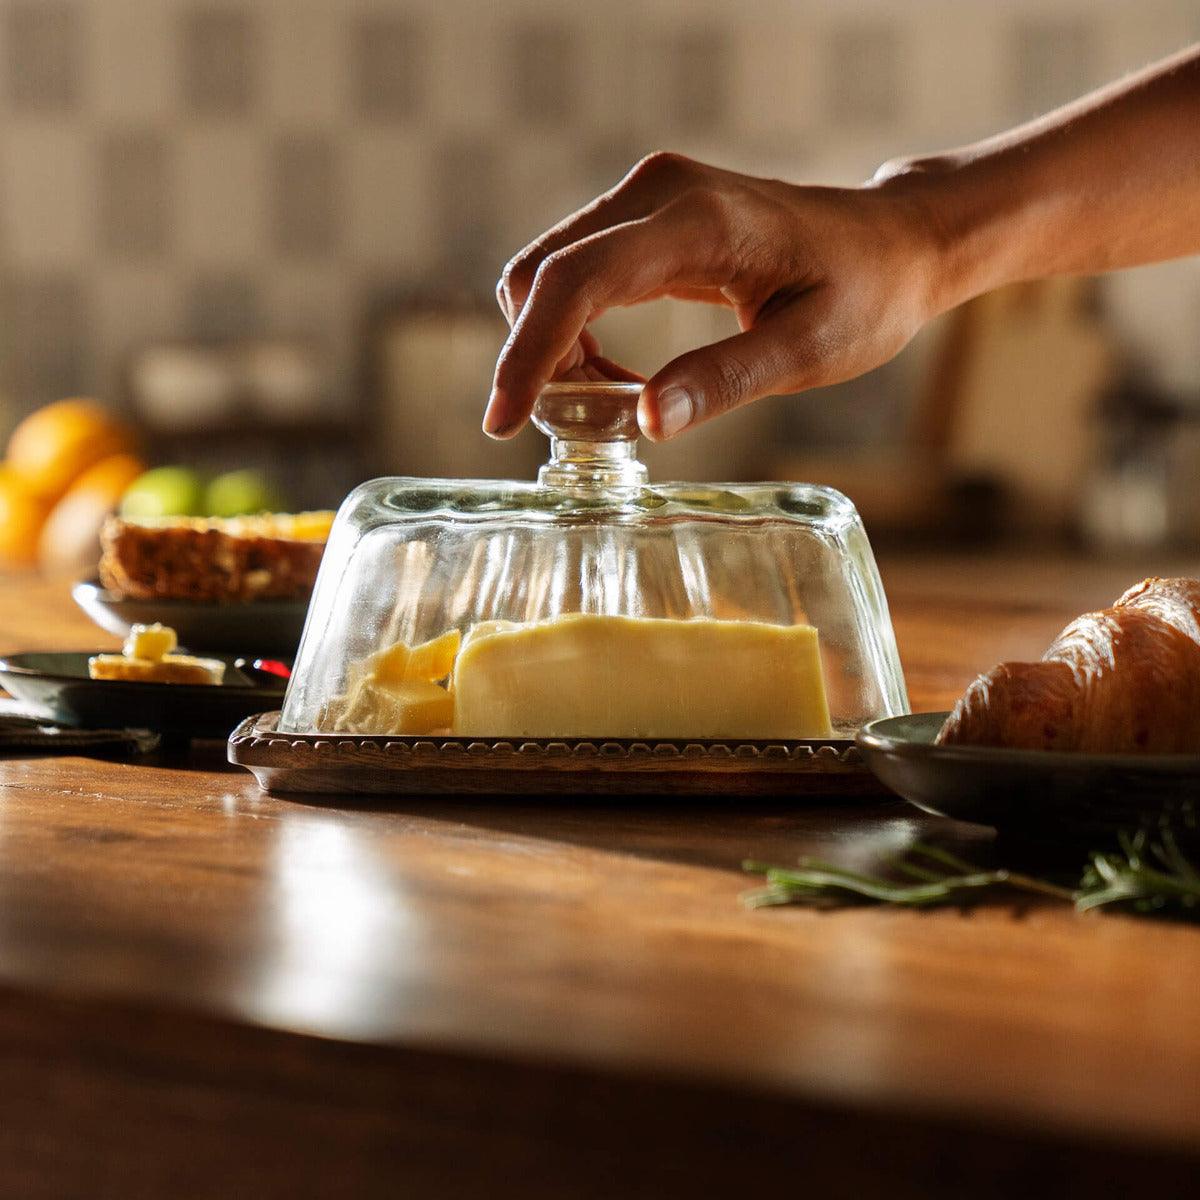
[451,614,832,739]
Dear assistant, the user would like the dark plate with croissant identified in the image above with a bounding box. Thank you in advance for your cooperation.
[858,711,1200,839]
[858,577,1200,840]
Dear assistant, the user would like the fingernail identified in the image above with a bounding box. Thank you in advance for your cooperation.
[482,389,507,436]
[654,386,694,438]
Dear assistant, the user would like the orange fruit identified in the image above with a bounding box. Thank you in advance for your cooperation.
[38,452,146,578]
[6,398,137,503]
[0,465,51,568]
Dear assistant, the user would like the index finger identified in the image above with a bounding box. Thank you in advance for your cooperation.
[485,204,722,437]
[496,152,706,325]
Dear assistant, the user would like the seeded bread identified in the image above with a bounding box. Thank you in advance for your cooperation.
[98,512,332,603]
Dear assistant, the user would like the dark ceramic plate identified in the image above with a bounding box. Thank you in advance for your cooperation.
[72,579,309,658]
[0,652,286,739]
[858,712,1200,838]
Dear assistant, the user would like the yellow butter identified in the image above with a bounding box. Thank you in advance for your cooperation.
[89,651,224,685]
[367,629,461,685]
[452,614,832,739]
[92,620,223,684]
[284,510,335,541]
[401,628,461,682]
[122,622,177,662]
[365,641,412,685]
[324,629,460,733]
[329,677,454,735]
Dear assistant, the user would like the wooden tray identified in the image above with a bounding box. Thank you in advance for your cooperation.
[228,711,886,797]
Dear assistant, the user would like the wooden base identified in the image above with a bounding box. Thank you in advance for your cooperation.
[227,711,886,797]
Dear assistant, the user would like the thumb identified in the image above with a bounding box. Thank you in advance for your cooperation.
[637,322,802,441]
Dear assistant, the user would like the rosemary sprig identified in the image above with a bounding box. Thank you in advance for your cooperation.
[1076,829,1200,915]
[742,830,1200,921]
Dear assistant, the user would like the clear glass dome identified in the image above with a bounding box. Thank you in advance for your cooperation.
[279,382,908,739]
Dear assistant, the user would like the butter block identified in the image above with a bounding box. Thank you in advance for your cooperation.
[452,614,832,739]
[322,628,459,733]
[362,641,411,685]
[93,618,223,684]
[366,629,462,686]
[122,622,177,662]
[329,677,454,735]
[404,628,461,682]
[89,652,225,685]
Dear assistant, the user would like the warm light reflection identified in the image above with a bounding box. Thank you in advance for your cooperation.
[255,814,422,1037]
[737,816,970,1095]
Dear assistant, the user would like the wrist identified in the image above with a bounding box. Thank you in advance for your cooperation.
[870,153,1033,317]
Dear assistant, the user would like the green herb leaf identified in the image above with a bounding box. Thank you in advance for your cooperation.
[742,831,1200,923]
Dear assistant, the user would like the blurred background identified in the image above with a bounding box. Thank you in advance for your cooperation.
[1,0,1200,572]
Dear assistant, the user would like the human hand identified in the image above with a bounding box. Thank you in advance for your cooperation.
[486,152,947,440]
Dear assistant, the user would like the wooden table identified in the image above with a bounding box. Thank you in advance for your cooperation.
[0,562,1197,1198]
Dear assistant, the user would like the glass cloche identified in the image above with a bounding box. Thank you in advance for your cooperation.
[279,383,908,741]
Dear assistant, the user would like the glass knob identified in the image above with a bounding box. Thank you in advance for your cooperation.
[532,382,643,444]
[532,382,648,492]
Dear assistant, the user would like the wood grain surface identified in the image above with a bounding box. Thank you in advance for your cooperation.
[0,560,1198,1198]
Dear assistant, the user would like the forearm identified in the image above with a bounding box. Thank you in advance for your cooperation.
[885,44,1200,314]
[486,46,1200,437]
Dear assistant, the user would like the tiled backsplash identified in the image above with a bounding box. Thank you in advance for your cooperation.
[0,0,1197,435]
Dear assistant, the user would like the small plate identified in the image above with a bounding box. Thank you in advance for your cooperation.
[858,712,1200,838]
[72,578,309,657]
[0,652,286,739]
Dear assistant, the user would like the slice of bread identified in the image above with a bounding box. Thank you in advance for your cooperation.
[89,653,226,685]
[98,511,332,603]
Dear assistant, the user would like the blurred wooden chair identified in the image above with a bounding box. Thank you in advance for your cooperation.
[775,277,1116,541]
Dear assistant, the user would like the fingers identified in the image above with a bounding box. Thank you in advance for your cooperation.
[496,151,704,325]
[497,199,636,328]
[556,355,646,384]
[486,204,721,437]
[553,329,645,384]
[637,308,822,440]
[583,355,644,383]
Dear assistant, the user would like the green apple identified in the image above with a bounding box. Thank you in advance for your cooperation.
[119,467,205,518]
[204,469,284,518]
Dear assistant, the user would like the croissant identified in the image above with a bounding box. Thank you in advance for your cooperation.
[936,577,1200,753]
